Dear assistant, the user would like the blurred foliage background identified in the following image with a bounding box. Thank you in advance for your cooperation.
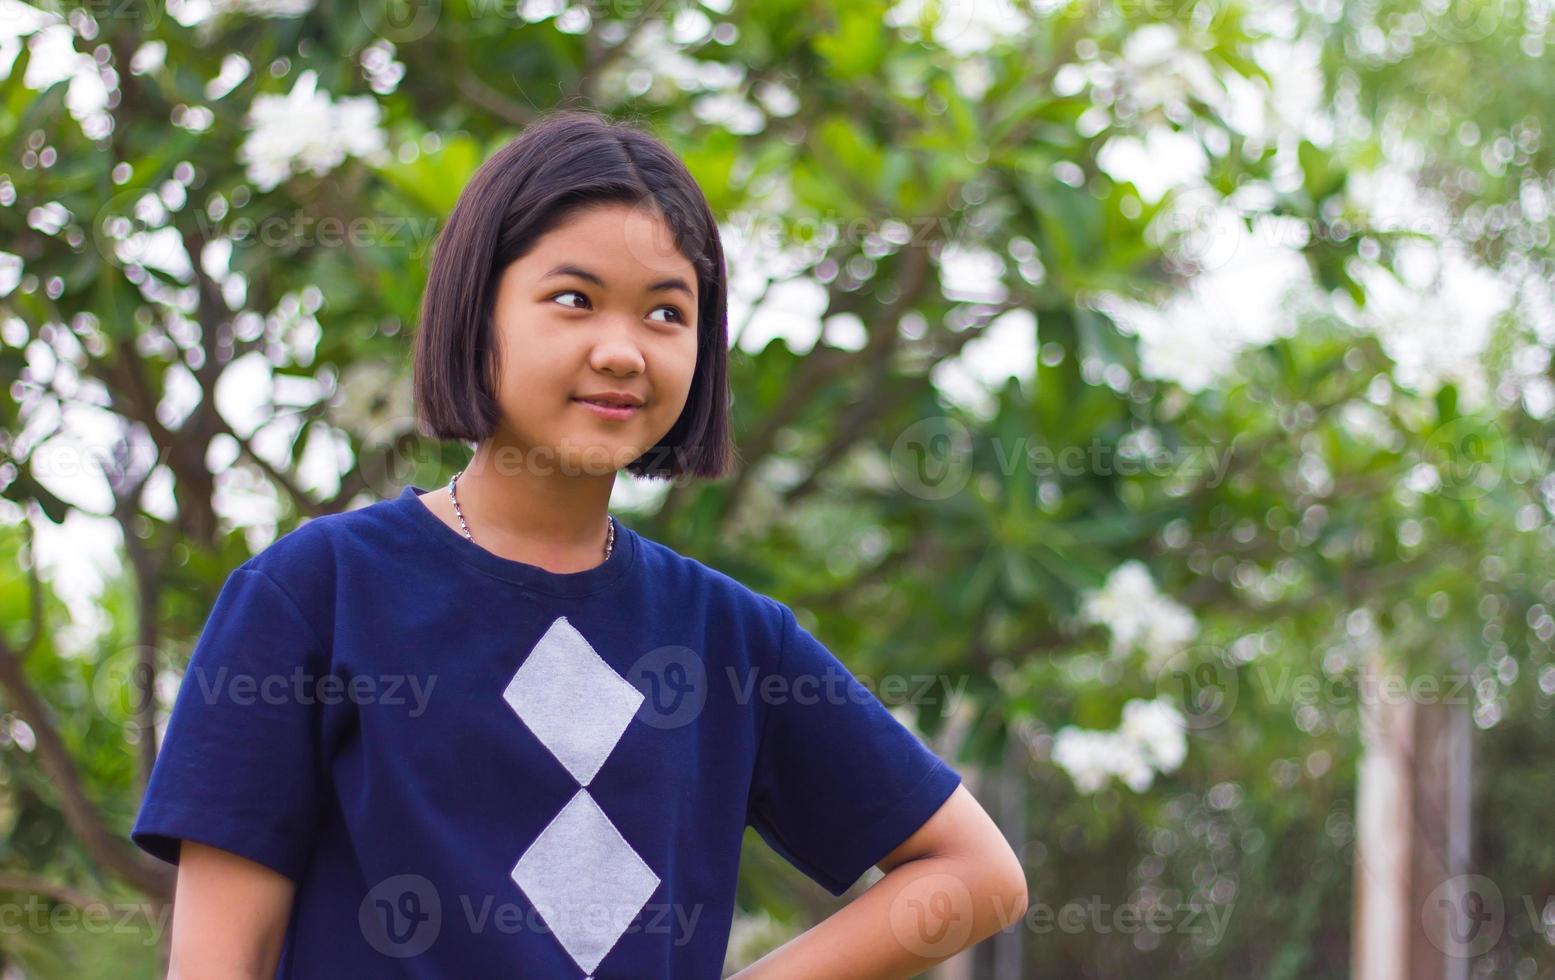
[0,0,1552,976]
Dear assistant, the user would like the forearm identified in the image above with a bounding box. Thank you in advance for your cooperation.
[728,855,1027,980]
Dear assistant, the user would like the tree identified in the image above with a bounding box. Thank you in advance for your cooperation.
[0,1,1548,976]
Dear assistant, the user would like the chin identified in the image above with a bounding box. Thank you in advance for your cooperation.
[552,439,648,477]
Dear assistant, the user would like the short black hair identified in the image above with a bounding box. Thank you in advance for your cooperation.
[412,108,735,481]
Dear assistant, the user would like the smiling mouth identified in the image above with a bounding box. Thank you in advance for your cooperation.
[572,397,644,419]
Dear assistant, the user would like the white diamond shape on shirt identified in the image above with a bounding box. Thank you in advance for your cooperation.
[512,787,661,976]
[503,616,644,786]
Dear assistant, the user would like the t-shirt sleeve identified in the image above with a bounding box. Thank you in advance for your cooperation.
[131,565,326,884]
[745,601,963,897]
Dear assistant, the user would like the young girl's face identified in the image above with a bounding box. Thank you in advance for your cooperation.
[487,202,700,477]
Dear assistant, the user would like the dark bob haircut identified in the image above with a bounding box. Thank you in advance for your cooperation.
[413,108,735,481]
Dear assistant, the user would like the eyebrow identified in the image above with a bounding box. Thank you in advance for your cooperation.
[541,263,695,300]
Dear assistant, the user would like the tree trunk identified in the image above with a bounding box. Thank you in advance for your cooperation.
[1352,648,1474,980]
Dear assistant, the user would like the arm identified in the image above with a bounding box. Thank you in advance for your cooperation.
[729,784,1028,980]
[167,841,297,979]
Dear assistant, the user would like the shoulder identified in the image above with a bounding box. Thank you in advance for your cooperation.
[628,530,791,637]
[237,494,401,601]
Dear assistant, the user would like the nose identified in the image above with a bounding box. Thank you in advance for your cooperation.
[587,313,648,377]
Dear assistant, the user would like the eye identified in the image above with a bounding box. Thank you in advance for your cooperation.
[550,290,590,310]
[648,305,688,324]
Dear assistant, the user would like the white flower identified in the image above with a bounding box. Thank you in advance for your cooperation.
[1140,602,1199,670]
[1080,561,1199,672]
[1080,561,1158,652]
[884,0,1029,56]
[0,251,22,298]
[953,57,993,101]
[212,0,316,15]
[692,92,764,135]
[6,717,36,752]
[1090,233,1309,393]
[332,359,413,437]
[237,70,387,192]
[755,80,799,117]
[1120,698,1188,772]
[1049,698,1189,794]
[1118,24,1224,117]
[1051,727,1116,795]
[1107,740,1156,796]
[1051,726,1156,795]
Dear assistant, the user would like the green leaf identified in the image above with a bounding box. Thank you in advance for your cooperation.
[812,7,884,80]
[372,133,482,217]
[1435,383,1459,423]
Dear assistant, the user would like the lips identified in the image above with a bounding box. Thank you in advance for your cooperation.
[572,391,645,408]
[572,397,643,420]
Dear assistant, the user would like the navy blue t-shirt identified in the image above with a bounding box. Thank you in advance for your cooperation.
[131,484,962,978]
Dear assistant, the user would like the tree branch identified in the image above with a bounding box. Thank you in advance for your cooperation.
[780,299,1019,506]
[0,873,102,910]
[0,632,174,899]
[456,71,539,127]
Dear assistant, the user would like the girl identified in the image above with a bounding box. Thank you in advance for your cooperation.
[132,109,1026,979]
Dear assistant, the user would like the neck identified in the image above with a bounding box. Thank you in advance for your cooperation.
[452,437,617,569]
